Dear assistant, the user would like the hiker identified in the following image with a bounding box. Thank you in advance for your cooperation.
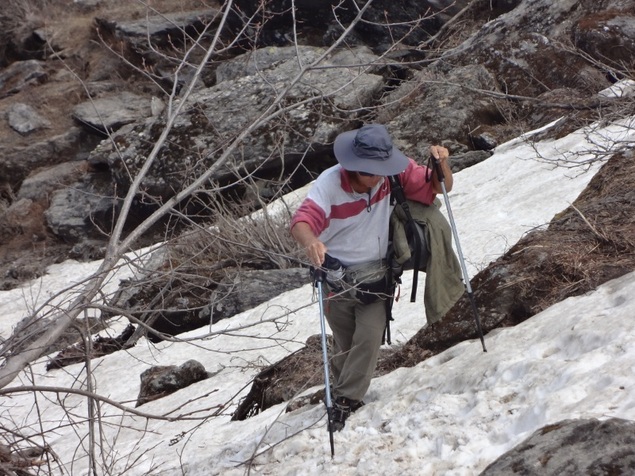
[290,124,454,430]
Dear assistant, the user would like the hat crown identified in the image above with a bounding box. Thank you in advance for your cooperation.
[352,125,393,162]
[333,123,408,176]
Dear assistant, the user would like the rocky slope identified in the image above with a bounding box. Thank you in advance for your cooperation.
[1,0,632,291]
[2,0,635,472]
[2,0,635,409]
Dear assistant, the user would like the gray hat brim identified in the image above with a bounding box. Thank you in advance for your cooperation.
[333,129,409,176]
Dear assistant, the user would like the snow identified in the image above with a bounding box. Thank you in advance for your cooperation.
[1,115,635,475]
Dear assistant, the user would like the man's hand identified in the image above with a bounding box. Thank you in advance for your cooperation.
[305,239,328,268]
[429,145,453,193]
[430,145,449,164]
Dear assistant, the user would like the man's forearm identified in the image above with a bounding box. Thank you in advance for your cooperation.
[291,222,316,248]
[291,222,326,266]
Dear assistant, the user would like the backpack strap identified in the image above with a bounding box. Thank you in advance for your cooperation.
[382,295,394,345]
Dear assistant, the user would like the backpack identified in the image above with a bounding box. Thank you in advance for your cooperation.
[383,175,430,344]
[388,175,429,300]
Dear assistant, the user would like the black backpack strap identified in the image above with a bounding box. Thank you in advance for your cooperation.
[382,264,399,345]
[383,291,394,345]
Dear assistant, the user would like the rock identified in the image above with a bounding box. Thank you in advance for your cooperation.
[74,0,103,7]
[451,150,493,172]
[232,334,327,420]
[68,239,108,261]
[0,127,96,190]
[44,177,117,243]
[216,45,327,83]
[46,324,135,371]
[0,59,47,98]
[17,161,88,202]
[105,267,310,343]
[7,102,51,134]
[72,92,153,133]
[469,132,498,151]
[93,9,221,90]
[111,10,218,40]
[136,359,209,407]
[439,0,613,97]
[481,418,635,475]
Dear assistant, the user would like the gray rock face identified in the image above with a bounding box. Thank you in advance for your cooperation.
[436,0,628,97]
[86,45,384,200]
[113,9,219,39]
[0,127,88,189]
[7,103,50,134]
[383,64,503,157]
[17,161,87,202]
[481,418,635,475]
[216,45,330,83]
[44,177,117,243]
[72,92,153,133]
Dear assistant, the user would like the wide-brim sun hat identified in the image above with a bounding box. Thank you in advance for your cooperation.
[333,124,409,176]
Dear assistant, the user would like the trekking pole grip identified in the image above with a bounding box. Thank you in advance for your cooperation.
[431,154,445,183]
[312,266,326,285]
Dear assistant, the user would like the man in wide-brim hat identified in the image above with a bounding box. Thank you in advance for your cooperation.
[291,124,453,430]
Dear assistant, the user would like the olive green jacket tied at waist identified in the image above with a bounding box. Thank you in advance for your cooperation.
[390,199,465,324]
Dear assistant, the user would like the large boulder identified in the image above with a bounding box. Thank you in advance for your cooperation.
[44,174,117,243]
[7,102,51,135]
[481,418,635,475]
[381,64,504,156]
[0,127,89,189]
[93,8,222,89]
[438,0,620,97]
[106,267,309,343]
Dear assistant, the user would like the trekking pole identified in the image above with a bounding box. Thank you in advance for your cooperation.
[432,156,487,352]
[313,267,336,457]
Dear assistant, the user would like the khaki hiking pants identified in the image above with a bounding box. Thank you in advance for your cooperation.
[325,292,387,402]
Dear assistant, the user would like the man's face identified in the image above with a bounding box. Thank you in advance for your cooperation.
[356,172,383,188]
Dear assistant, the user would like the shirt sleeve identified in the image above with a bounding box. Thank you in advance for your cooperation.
[290,197,328,237]
[399,158,436,205]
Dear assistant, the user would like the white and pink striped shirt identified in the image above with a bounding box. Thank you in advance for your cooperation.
[291,158,436,266]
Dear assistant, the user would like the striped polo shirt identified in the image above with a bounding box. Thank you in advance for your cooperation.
[291,158,436,266]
